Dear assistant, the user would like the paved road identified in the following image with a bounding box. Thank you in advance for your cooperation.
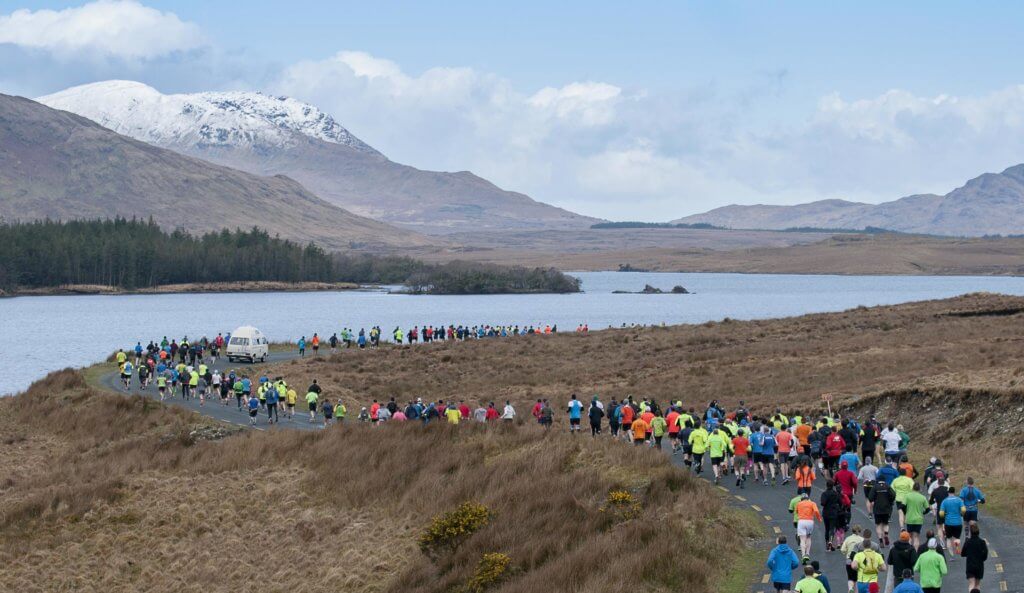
[99,351,326,432]
[100,354,1018,593]
[671,456,1020,593]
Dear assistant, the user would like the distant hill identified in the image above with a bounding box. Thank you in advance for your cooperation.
[673,165,1024,237]
[39,81,599,234]
[0,93,433,250]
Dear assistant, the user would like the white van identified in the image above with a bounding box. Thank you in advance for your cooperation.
[226,326,269,363]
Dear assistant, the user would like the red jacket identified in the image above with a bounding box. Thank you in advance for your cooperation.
[835,468,858,497]
[825,433,846,457]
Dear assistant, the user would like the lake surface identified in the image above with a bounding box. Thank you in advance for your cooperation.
[4,271,1024,395]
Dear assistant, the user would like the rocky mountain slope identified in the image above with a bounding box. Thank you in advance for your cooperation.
[0,93,432,250]
[39,81,598,234]
[673,165,1024,236]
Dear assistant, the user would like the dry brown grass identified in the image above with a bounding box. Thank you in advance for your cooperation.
[415,231,1024,275]
[264,292,1024,524]
[267,292,1024,417]
[0,370,752,593]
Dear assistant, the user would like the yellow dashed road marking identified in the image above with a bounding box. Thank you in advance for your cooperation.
[735,495,747,502]
[764,515,772,521]
[995,563,1004,573]
[751,504,763,511]
[773,526,782,534]
[999,581,1007,592]
[991,549,998,558]
[761,574,770,584]
[717,485,728,492]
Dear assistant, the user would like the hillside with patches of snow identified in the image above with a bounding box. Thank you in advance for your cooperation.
[40,80,379,155]
[37,81,597,234]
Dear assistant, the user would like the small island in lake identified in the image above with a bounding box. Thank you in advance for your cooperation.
[612,284,690,294]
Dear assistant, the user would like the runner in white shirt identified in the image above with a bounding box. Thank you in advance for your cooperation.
[879,424,902,462]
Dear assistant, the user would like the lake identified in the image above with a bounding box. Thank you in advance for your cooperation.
[4,271,1024,395]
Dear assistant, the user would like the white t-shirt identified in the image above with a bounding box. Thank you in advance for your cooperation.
[502,404,516,419]
[880,429,902,452]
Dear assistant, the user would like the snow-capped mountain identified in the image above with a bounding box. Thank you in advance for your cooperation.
[40,80,379,155]
[37,81,598,234]
[0,92,431,250]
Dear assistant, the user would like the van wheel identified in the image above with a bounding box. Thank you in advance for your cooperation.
[261,354,267,363]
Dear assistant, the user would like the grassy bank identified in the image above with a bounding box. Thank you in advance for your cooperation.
[0,369,752,593]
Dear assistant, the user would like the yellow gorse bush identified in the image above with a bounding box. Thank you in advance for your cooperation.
[419,501,491,554]
[600,489,642,521]
[462,552,512,593]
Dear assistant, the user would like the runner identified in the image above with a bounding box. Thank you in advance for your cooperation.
[120,360,133,391]
[766,535,800,593]
[938,490,966,557]
[247,392,259,425]
[821,479,844,551]
[885,531,917,593]
[760,425,779,486]
[795,492,823,560]
[842,526,866,593]
[298,336,306,357]
[650,412,667,450]
[707,426,731,484]
[688,423,709,473]
[776,424,795,485]
[631,414,650,447]
[959,477,986,527]
[891,471,916,531]
[732,428,750,488]
[501,400,515,422]
[868,478,897,548]
[961,523,988,592]
[265,382,279,424]
[794,565,827,593]
[912,538,947,593]
[852,537,886,593]
[903,483,930,548]
[588,398,604,436]
[795,458,816,496]
[567,394,583,434]
[306,389,318,423]
[321,399,333,426]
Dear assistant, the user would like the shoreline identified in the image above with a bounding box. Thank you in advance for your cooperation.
[0,281,373,298]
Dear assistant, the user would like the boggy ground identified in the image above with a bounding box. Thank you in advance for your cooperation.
[0,371,753,593]
[269,292,1024,414]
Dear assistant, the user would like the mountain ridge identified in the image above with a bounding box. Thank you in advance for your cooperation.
[39,81,599,234]
[0,93,433,250]
[673,165,1024,236]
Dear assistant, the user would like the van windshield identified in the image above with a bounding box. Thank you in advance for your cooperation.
[230,337,249,346]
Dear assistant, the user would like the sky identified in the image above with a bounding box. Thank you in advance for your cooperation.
[3,1,1024,220]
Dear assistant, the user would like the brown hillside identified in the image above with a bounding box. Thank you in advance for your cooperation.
[0,94,434,250]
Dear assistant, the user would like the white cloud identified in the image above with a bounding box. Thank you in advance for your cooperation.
[529,81,622,125]
[0,0,204,60]
[12,5,1024,221]
[273,50,1024,220]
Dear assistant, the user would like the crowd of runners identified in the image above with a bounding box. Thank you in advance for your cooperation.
[114,335,993,593]
[559,396,990,593]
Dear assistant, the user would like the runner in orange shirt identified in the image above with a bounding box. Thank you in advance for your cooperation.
[776,426,796,485]
[631,416,650,446]
[795,459,816,496]
[795,422,813,455]
[795,494,823,560]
